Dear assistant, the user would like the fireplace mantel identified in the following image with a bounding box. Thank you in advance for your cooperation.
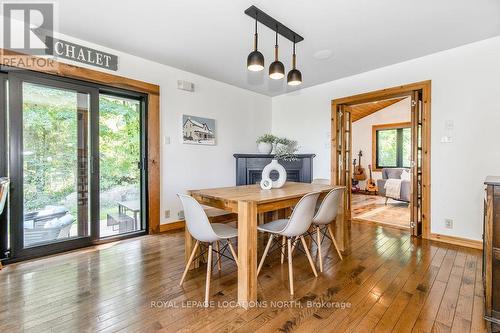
[233,154,315,186]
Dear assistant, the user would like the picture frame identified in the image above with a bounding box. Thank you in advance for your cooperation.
[182,114,216,145]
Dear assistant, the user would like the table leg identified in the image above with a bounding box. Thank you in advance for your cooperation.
[237,200,258,308]
[335,188,345,251]
[185,227,200,270]
[258,213,265,225]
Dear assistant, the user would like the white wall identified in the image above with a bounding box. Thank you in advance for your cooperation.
[49,33,272,224]
[272,36,500,241]
[352,98,411,189]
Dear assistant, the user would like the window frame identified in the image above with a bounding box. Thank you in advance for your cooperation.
[372,122,411,171]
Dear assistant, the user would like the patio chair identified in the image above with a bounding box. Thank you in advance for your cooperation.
[24,214,74,246]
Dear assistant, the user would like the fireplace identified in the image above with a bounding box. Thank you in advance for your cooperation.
[233,154,315,186]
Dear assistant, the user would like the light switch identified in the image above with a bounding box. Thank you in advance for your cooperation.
[440,136,453,143]
[445,120,454,130]
[163,136,171,145]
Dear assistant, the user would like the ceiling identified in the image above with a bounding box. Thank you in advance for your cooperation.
[349,97,406,122]
[54,0,500,96]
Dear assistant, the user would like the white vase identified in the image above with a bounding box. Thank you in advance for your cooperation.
[261,159,287,189]
[257,142,273,154]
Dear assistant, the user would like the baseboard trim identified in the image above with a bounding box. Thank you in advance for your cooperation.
[429,233,483,250]
[159,220,185,233]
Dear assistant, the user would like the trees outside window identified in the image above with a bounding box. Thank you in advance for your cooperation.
[373,123,411,170]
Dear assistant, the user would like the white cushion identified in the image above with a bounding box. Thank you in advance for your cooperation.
[400,170,411,181]
[44,215,73,229]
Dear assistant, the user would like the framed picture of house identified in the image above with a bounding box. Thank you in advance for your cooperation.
[182,115,216,145]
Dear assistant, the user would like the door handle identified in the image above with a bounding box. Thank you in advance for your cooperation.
[90,157,99,174]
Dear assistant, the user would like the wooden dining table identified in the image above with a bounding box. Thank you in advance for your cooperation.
[187,182,346,308]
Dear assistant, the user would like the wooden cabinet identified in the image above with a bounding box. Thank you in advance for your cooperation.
[484,176,500,327]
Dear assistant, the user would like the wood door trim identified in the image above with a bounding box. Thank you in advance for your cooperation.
[371,122,412,172]
[0,49,161,234]
[331,80,431,240]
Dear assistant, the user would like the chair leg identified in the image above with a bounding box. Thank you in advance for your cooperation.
[204,244,213,306]
[227,239,239,268]
[180,240,199,286]
[291,237,299,255]
[385,197,389,205]
[327,224,343,260]
[300,235,318,277]
[287,238,294,295]
[215,241,222,272]
[257,234,274,276]
[281,236,286,264]
[316,226,323,272]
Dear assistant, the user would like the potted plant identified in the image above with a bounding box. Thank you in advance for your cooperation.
[256,134,277,154]
[274,137,299,162]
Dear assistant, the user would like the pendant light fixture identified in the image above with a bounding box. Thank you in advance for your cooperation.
[269,27,285,79]
[287,39,302,86]
[247,13,264,71]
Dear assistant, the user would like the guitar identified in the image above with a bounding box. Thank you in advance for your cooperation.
[351,159,360,192]
[366,164,378,193]
[353,150,367,181]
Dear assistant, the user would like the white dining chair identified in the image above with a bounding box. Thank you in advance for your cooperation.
[257,192,320,295]
[177,194,239,305]
[311,187,344,272]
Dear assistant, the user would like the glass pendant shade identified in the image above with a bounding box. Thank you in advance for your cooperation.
[269,30,285,80]
[287,68,302,85]
[247,50,264,71]
[287,43,302,86]
[269,60,285,79]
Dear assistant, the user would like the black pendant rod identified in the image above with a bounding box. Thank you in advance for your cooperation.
[244,5,304,43]
[253,14,258,50]
[274,26,279,60]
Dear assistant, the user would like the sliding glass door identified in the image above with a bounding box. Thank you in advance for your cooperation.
[4,72,147,261]
[98,94,144,237]
[9,74,96,258]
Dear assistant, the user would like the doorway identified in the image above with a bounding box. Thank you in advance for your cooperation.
[1,71,148,261]
[331,81,431,238]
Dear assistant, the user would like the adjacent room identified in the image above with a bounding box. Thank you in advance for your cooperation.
[350,97,412,230]
[1,1,500,332]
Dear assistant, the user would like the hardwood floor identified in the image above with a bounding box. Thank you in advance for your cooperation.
[0,222,489,333]
[353,194,411,229]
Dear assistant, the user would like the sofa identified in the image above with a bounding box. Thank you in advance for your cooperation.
[376,168,411,203]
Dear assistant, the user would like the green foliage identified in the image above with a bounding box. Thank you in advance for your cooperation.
[377,128,411,168]
[274,137,293,145]
[99,96,140,190]
[377,129,398,167]
[22,83,140,214]
[402,128,411,167]
[274,139,299,162]
[256,134,277,144]
[23,83,79,212]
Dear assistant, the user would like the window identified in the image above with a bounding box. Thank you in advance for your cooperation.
[373,122,411,170]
